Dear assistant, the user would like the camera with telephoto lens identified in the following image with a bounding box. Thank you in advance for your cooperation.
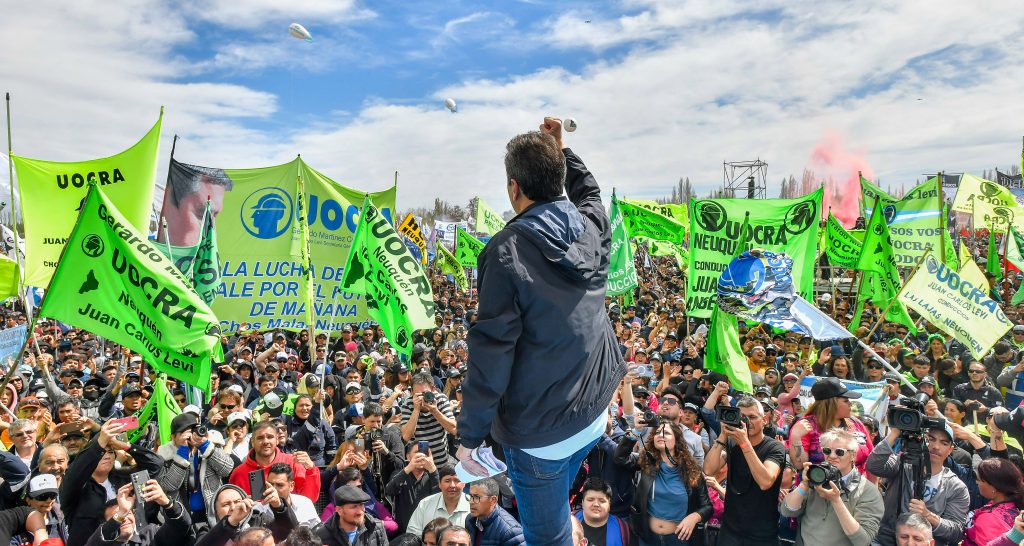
[195,425,208,436]
[807,462,842,489]
[716,405,749,428]
[642,409,662,430]
[367,428,382,444]
[422,391,435,404]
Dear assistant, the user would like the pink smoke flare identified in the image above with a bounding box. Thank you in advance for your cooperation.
[809,132,875,228]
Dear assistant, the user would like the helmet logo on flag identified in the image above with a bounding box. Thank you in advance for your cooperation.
[696,202,727,232]
[82,234,104,257]
[241,188,293,239]
[883,204,897,224]
[981,182,1003,199]
[784,200,816,235]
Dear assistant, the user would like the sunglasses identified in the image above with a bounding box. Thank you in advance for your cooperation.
[968,369,986,374]
[346,388,361,395]
[784,357,798,362]
[682,369,694,374]
[867,363,884,369]
[11,431,33,439]
[821,447,848,457]
[661,398,680,406]
[31,493,57,502]
[219,404,237,411]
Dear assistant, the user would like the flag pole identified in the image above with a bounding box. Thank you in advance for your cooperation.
[157,135,178,243]
[938,171,946,261]
[4,94,16,243]
[864,246,933,341]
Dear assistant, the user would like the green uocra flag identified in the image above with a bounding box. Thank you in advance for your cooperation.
[339,197,435,356]
[860,176,942,268]
[854,199,915,330]
[454,227,485,268]
[41,184,221,391]
[14,112,163,287]
[618,199,686,245]
[607,194,638,296]
[824,213,862,269]
[435,244,468,292]
[475,199,506,236]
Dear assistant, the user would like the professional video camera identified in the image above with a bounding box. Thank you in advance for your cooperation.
[716,405,748,429]
[887,392,944,499]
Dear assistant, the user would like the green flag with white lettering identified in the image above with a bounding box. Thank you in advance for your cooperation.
[607,194,637,296]
[454,227,485,268]
[339,197,435,356]
[158,201,221,305]
[860,176,942,267]
[475,199,506,236]
[40,184,221,391]
[435,244,468,292]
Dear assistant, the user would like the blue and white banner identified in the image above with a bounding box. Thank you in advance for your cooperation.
[0,325,27,370]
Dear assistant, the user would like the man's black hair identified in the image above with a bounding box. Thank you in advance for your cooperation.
[504,132,566,201]
[267,462,294,481]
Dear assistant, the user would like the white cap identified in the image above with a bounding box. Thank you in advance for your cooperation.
[227,410,250,426]
[264,392,283,409]
[819,293,832,302]
[182,404,203,417]
[345,381,362,392]
[130,356,143,363]
[225,384,244,396]
[275,351,288,361]
[28,474,58,498]
[379,337,389,345]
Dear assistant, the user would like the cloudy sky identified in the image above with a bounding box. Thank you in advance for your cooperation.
[2,0,1023,215]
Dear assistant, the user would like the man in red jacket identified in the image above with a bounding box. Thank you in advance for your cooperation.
[229,421,320,500]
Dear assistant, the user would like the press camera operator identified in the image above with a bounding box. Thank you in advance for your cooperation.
[865,395,969,546]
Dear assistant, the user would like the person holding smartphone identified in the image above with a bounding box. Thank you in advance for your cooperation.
[384,442,439,532]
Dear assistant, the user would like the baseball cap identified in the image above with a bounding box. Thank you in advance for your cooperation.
[345,381,362,394]
[929,420,955,442]
[27,474,58,499]
[304,374,321,389]
[275,352,288,362]
[182,404,203,417]
[1013,325,1024,334]
[919,375,936,387]
[170,413,199,435]
[810,377,861,400]
[884,372,902,384]
[263,392,284,417]
[121,385,143,398]
[17,396,40,409]
[226,411,250,427]
[682,402,700,414]
[264,363,280,372]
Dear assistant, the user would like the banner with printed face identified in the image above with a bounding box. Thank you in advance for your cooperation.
[0,325,27,368]
[899,255,1012,359]
[13,113,163,287]
[686,189,822,318]
[157,157,396,333]
[860,176,942,267]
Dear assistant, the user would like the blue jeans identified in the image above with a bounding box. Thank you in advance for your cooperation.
[503,437,599,546]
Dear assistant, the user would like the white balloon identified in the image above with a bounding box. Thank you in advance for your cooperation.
[288,23,313,42]
[444,98,457,113]
[564,117,578,132]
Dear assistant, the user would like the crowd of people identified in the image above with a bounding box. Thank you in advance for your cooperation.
[1,119,1024,546]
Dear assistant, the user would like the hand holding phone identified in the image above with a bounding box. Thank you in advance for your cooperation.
[248,470,265,501]
[109,416,140,431]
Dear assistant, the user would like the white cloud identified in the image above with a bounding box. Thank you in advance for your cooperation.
[182,0,375,29]
[3,0,1024,219]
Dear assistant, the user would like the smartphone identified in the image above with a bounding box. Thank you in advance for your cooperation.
[130,470,150,524]
[418,440,430,454]
[109,416,140,431]
[248,469,265,501]
[354,439,365,453]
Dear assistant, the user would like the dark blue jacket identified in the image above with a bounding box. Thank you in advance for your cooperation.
[585,428,635,518]
[459,148,627,449]
[466,505,525,546]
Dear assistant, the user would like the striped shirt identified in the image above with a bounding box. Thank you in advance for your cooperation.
[401,393,454,466]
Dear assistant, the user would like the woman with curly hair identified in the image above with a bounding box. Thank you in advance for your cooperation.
[614,420,712,545]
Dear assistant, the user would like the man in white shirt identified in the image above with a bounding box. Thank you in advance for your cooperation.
[267,462,319,526]
[406,466,470,536]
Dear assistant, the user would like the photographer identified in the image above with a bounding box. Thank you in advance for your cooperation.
[779,428,884,546]
[703,396,786,546]
[401,372,456,467]
[864,420,969,546]
[156,413,234,524]
[789,378,873,473]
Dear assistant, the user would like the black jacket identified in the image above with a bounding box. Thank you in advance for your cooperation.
[459,148,627,449]
[383,467,439,532]
[59,439,164,546]
[316,513,388,546]
[613,433,714,542]
[84,500,191,546]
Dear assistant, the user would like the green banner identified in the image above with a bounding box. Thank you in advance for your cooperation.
[455,227,485,268]
[643,238,688,270]
[686,189,822,318]
[339,197,435,356]
[855,201,915,329]
[900,255,1011,358]
[154,376,181,445]
[705,305,752,393]
[475,199,506,236]
[824,213,862,268]
[860,176,942,267]
[297,177,317,335]
[158,158,396,332]
[618,199,686,245]
[435,244,467,291]
[14,113,163,287]
[0,254,18,302]
[987,230,1001,282]
[620,199,689,227]
[952,173,1018,227]
[41,184,220,390]
[607,195,637,296]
